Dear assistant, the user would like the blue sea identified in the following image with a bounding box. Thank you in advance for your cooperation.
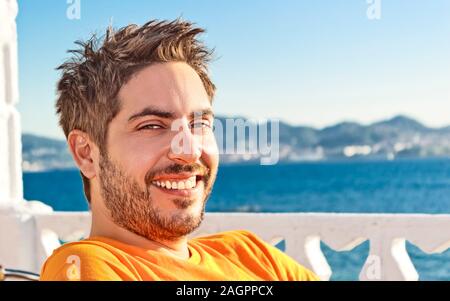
[23,158,450,280]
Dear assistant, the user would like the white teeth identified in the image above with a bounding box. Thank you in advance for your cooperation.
[178,181,185,189]
[185,180,193,189]
[185,177,196,189]
[154,176,198,190]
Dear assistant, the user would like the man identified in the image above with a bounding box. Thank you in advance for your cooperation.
[40,19,319,281]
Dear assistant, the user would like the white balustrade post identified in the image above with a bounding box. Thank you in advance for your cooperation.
[285,234,332,281]
[0,0,52,274]
[359,236,419,281]
[0,0,22,206]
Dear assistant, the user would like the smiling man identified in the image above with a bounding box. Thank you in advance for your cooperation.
[39,19,319,281]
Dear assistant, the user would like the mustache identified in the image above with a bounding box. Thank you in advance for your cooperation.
[145,162,210,185]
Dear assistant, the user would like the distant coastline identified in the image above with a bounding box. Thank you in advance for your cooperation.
[22,115,450,172]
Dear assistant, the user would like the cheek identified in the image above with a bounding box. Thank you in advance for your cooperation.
[116,137,169,182]
[201,134,219,166]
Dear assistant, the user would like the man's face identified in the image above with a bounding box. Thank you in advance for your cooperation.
[97,62,219,242]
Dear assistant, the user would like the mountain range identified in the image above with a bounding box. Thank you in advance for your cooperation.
[21,115,450,171]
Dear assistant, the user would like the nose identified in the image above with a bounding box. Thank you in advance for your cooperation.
[168,120,202,164]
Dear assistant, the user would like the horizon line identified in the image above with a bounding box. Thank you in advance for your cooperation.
[21,113,450,141]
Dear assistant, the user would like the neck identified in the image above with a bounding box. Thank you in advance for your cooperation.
[89,203,190,261]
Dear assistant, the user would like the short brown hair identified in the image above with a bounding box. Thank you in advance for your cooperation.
[55,19,216,203]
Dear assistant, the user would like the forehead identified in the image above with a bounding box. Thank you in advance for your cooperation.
[117,62,211,118]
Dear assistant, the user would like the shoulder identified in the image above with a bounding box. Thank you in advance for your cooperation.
[193,230,320,281]
[40,240,134,281]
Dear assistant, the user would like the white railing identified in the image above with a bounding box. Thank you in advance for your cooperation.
[26,211,450,281]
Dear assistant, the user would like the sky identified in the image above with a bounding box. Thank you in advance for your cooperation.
[15,0,450,139]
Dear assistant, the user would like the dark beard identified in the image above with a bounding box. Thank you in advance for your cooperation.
[98,154,214,242]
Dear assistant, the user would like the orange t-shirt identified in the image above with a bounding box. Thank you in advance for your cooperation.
[40,230,319,281]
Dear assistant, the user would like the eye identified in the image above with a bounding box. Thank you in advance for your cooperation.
[190,120,212,130]
[138,124,165,131]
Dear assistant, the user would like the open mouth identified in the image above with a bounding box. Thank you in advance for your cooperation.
[151,175,203,191]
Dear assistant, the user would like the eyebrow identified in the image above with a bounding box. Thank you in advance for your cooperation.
[189,108,215,120]
[128,106,214,123]
[128,106,175,123]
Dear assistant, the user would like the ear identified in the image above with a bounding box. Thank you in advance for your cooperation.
[67,130,98,179]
